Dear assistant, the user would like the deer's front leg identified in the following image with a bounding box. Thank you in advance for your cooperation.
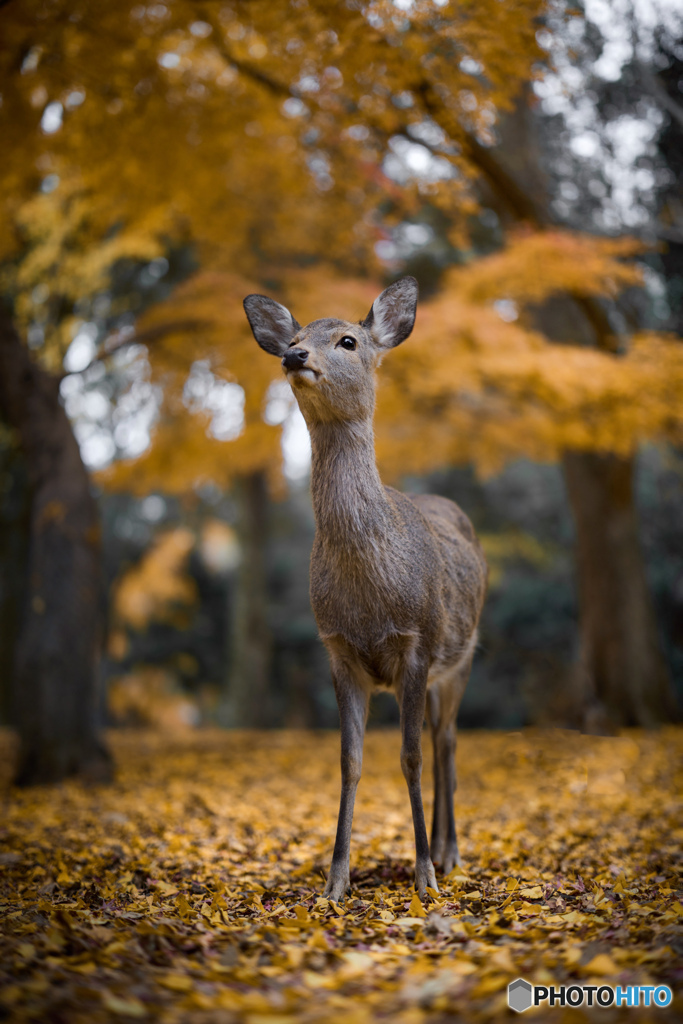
[399,664,438,898]
[323,668,368,902]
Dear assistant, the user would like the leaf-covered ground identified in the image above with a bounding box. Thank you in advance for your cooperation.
[1,728,681,1023]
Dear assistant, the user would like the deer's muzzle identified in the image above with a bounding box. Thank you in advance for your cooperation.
[282,347,310,371]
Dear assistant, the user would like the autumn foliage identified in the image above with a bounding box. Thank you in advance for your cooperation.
[378,232,683,476]
[0,0,679,835]
[101,232,683,493]
[3,2,681,503]
[1,728,681,1021]
[1,0,544,366]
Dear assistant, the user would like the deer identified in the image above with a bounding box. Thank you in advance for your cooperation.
[243,277,487,900]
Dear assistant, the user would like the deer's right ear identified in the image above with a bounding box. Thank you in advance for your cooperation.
[243,294,301,356]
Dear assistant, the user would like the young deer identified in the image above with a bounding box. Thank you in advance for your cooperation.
[243,278,487,899]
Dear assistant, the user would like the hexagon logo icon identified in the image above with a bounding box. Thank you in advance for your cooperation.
[508,978,533,1013]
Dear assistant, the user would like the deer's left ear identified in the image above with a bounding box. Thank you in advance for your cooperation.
[362,276,418,350]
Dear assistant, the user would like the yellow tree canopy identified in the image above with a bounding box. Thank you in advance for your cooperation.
[100,267,384,492]
[6,1,680,491]
[102,231,683,493]
[452,231,644,306]
[101,271,288,493]
[376,232,683,475]
[2,0,545,369]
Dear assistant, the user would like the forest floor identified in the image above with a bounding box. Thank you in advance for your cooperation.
[0,728,681,1023]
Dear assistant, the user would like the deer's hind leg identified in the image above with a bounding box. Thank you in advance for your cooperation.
[427,656,472,875]
[396,658,438,898]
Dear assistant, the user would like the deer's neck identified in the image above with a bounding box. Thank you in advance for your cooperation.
[308,418,392,549]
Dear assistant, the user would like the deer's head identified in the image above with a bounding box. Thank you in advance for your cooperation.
[243,277,418,424]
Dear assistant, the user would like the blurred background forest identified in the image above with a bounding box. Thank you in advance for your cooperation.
[1,0,683,785]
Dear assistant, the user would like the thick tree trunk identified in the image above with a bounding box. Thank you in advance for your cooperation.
[226,469,272,727]
[563,450,678,730]
[0,308,111,784]
[0,437,30,725]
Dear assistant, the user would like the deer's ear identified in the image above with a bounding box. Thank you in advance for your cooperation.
[362,276,418,350]
[243,294,301,356]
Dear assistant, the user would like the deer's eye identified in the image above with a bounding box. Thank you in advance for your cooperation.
[337,336,357,351]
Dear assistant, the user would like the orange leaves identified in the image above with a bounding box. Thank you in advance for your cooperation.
[112,528,197,631]
[100,270,289,493]
[108,667,201,731]
[109,241,683,490]
[2,0,550,372]
[451,230,645,305]
[0,728,681,1022]
[6,0,631,500]
[374,233,683,477]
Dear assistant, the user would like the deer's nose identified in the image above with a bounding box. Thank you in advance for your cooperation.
[282,347,309,371]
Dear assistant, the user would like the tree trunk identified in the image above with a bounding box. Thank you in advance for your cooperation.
[0,308,112,784]
[0,435,30,726]
[225,469,272,727]
[563,450,678,730]
[458,95,675,730]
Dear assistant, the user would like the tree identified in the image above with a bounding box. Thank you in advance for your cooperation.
[463,5,683,728]
[106,237,683,731]
[101,271,291,727]
[0,428,29,728]
[0,309,111,782]
[374,230,683,727]
[0,0,544,778]
[3,0,679,782]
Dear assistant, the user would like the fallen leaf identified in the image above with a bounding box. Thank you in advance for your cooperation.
[408,892,428,917]
[0,729,679,1024]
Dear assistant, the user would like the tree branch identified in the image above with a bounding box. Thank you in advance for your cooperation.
[413,78,624,351]
[639,64,683,133]
[70,318,210,378]
[198,5,297,100]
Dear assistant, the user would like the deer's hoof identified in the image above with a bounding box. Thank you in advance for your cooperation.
[415,858,438,898]
[441,844,462,876]
[323,874,350,903]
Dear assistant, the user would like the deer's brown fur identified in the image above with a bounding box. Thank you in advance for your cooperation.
[244,278,487,899]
